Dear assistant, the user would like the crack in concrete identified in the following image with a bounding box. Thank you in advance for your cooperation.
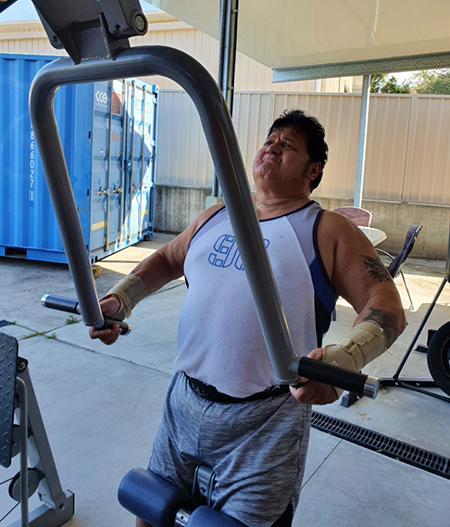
[301,440,342,489]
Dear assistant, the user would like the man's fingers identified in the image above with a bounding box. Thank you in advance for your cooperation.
[307,348,324,361]
[290,381,338,405]
[290,383,315,404]
[89,324,121,344]
[296,347,325,384]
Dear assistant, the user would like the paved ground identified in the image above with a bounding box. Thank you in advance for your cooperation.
[0,234,450,526]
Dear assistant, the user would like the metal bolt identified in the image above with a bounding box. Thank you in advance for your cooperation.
[17,361,26,372]
[134,14,146,33]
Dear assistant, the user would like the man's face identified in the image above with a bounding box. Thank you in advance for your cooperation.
[252,126,320,191]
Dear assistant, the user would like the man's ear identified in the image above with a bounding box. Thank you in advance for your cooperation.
[308,162,322,182]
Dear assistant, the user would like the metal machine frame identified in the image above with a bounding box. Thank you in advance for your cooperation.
[0,333,74,527]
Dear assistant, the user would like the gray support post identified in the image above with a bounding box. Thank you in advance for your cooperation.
[119,79,127,243]
[10,366,74,527]
[212,0,239,199]
[16,377,29,527]
[105,83,113,251]
[138,86,147,238]
[354,74,371,207]
[17,368,69,512]
[128,81,136,242]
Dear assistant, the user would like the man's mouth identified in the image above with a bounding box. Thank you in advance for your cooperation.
[263,156,279,164]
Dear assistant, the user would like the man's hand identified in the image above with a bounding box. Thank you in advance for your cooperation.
[88,296,122,345]
[289,348,339,405]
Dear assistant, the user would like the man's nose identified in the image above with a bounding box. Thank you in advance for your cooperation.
[266,141,281,153]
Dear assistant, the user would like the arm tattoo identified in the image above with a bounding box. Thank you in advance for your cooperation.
[362,307,398,347]
[360,255,392,283]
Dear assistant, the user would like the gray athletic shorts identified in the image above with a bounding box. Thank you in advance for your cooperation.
[149,372,311,527]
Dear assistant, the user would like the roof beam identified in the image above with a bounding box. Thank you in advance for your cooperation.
[273,51,450,82]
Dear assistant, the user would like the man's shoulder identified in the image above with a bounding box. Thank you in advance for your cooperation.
[195,203,226,229]
[319,210,356,234]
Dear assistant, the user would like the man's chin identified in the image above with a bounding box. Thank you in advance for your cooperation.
[254,167,279,180]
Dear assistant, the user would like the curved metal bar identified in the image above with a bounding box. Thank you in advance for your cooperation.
[16,377,29,527]
[29,46,298,383]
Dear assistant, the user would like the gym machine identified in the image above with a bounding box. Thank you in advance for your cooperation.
[0,333,74,527]
[377,228,450,402]
[1,1,384,525]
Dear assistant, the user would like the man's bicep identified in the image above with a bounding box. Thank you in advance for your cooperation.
[331,222,387,305]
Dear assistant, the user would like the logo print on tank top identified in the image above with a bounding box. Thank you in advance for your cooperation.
[208,234,270,271]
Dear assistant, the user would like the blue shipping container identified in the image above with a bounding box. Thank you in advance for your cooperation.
[0,53,158,264]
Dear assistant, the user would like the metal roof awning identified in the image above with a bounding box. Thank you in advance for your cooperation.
[148,0,450,80]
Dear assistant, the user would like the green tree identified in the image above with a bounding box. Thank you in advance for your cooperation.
[410,69,450,94]
[370,73,410,94]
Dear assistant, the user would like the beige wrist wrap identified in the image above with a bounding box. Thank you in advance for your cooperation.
[322,321,386,373]
[106,274,148,319]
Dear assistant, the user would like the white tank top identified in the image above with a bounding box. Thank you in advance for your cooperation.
[174,201,337,398]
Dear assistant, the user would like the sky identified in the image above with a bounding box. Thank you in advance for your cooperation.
[0,0,157,22]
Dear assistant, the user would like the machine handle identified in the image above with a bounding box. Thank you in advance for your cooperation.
[297,357,379,399]
[41,294,131,336]
[41,294,80,314]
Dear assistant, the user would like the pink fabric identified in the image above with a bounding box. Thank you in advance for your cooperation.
[334,207,372,227]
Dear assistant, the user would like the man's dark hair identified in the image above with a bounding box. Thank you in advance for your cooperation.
[268,109,328,191]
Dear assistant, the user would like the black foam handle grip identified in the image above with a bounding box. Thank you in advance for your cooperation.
[41,294,131,336]
[298,357,369,397]
[102,318,131,336]
[41,294,80,314]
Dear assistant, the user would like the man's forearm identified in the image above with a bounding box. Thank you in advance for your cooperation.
[105,249,184,319]
[358,305,404,348]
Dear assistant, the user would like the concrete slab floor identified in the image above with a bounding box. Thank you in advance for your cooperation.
[0,235,449,526]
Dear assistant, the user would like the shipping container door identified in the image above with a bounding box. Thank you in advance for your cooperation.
[123,80,156,244]
[90,80,125,259]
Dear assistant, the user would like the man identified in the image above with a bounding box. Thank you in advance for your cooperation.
[90,109,406,527]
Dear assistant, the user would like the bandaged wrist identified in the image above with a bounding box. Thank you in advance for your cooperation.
[322,321,386,373]
[106,274,147,319]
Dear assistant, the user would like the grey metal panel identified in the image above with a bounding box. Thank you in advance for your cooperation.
[365,94,411,202]
[406,95,450,205]
[155,89,214,187]
[273,52,450,83]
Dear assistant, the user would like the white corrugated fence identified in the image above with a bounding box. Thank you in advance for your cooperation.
[155,90,450,206]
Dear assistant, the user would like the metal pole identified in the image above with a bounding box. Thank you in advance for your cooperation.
[354,74,371,207]
[213,0,239,198]
[119,79,127,243]
[16,377,29,527]
[139,86,147,238]
[224,0,239,115]
[393,277,448,378]
[128,81,136,242]
[104,82,113,251]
